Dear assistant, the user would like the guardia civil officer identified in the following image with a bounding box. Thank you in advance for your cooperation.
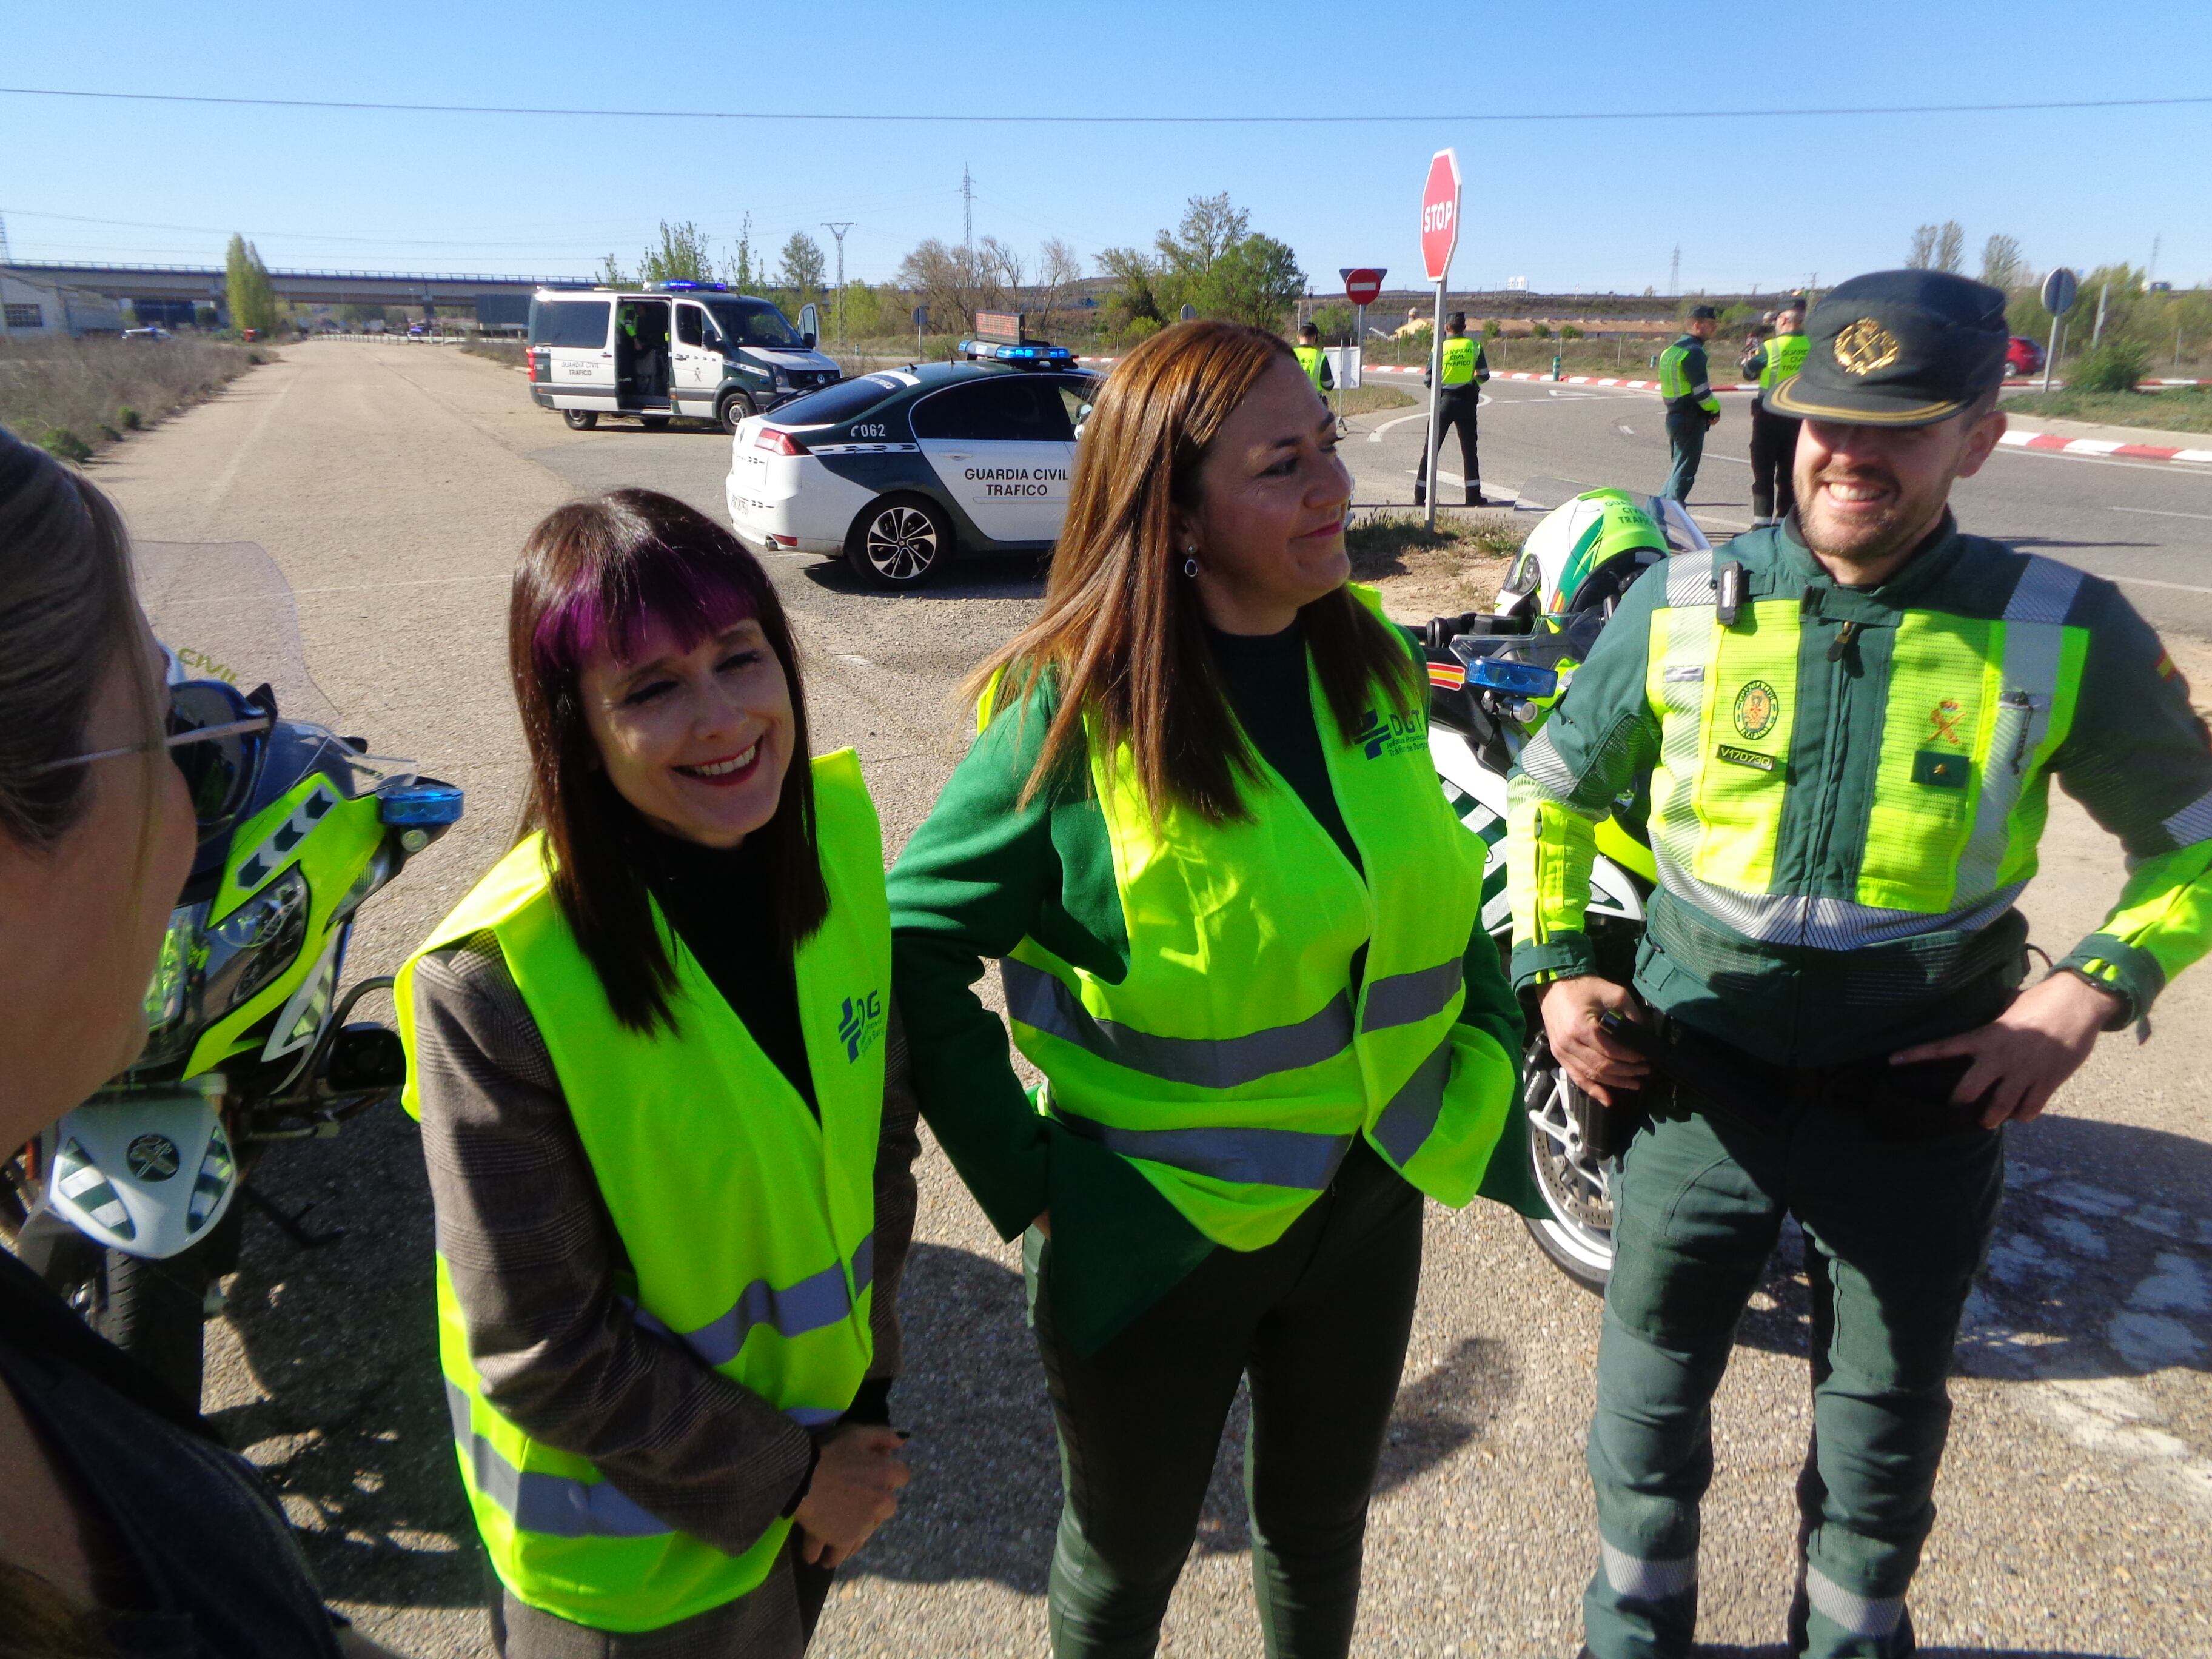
[401,491,919,1656]
[1414,309,1492,506]
[1508,270,2212,1658]
[891,321,1533,1657]
[1656,303,1721,501]
[1293,320,1335,398]
[1743,298,1810,525]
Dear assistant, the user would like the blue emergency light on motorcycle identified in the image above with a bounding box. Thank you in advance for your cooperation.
[377,782,466,826]
[1467,657,1560,700]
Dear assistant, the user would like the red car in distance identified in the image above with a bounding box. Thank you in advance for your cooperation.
[2006,335,2046,378]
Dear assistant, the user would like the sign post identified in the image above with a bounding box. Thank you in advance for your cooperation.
[1338,267,1386,430]
[2040,267,2076,395]
[1418,149,1462,531]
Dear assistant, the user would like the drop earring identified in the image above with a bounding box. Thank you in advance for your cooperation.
[1183,545,1199,578]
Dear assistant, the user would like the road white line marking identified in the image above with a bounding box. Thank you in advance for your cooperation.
[2111,505,2212,521]
[1369,412,1428,442]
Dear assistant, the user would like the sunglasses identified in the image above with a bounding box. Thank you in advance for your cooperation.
[35,679,276,839]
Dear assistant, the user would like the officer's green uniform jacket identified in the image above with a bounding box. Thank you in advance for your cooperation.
[892,614,1534,1355]
[1507,518,2212,1065]
[1658,335,1719,416]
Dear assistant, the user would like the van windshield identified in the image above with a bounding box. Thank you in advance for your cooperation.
[705,300,802,348]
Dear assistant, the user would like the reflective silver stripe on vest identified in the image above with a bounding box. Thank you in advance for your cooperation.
[1599,1540,1698,1600]
[1361,959,1463,1033]
[1370,1037,1452,1166]
[631,1234,875,1369]
[1663,549,1717,611]
[1954,619,2069,901]
[1654,843,2026,951]
[444,1381,673,1539]
[1051,1107,1353,1191]
[1804,1564,1905,1637]
[1002,958,1353,1088]
[2003,555,2084,626]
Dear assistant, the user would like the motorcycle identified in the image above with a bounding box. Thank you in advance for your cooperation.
[1420,486,1711,1292]
[2,541,464,1406]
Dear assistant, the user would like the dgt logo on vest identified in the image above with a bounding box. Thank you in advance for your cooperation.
[1355,706,1428,760]
[837,989,885,1062]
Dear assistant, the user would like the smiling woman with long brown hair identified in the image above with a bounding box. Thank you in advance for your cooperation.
[397,490,919,1657]
[889,323,1536,1657]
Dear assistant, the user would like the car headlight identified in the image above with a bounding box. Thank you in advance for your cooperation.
[771,369,790,391]
[203,866,310,1019]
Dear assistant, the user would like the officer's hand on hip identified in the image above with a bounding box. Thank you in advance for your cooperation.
[1889,971,2125,1129]
[796,1424,911,1569]
[1539,976,1651,1107]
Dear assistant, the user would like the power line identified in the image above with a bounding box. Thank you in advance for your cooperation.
[2,84,2207,126]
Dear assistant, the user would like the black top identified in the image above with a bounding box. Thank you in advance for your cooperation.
[1204,617,1361,874]
[638,826,819,1116]
[0,1252,343,1658]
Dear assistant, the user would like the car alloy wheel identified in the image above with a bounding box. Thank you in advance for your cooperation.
[851,500,945,588]
[562,409,598,430]
[719,393,757,435]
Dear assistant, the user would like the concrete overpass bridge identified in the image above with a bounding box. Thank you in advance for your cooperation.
[1,260,590,326]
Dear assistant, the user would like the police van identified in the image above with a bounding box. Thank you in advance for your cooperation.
[527,282,843,433]
[726,315,1095,589]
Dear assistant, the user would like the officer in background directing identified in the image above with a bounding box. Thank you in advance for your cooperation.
[1657,304,1721,501]
[1743,298,1810,526]
[1415,310,1492,508]
[1508,270,2212,1659]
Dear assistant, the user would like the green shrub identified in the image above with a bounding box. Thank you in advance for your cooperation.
[1560,324,1583,341]
[118,406,141,430]
[1124,317,1162,346]
[1531,322,1552,340]
[1308,303,1355,343]
[42,428,92,463]
[1482,319,1501,338]
[99,423,122,443]
[2069,340,2147,394]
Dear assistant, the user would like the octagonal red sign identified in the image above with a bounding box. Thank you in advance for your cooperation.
[1419,149,1461,283]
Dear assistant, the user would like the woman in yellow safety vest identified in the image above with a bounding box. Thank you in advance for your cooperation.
[888,322,1535,1658]
[399,489,919,1657]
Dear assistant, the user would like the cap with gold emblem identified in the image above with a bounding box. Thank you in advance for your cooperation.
[1765,269,2009,427]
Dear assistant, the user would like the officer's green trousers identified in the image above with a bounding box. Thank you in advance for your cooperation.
[1661,408,1706,501]
[1027,1140,1423,1659]
[1583,1098,2003,1659]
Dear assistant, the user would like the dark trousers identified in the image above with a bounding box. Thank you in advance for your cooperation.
[1583,1086,2004,1659]
[1028,1140,1423,1659]
[488,1542,834,1657]
[1415,386,1482,501]
[1661,407,1706,501]
[1749,403,1803,523]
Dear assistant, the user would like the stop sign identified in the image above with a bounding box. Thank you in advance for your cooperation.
[1419,149,1461,283]
[1341,267,1386,306]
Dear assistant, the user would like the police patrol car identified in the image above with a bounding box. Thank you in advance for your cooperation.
[528,282,843,434]
[726,313,1098,589]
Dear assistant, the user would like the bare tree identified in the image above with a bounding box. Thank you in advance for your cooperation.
[894,238,1012,332]
[1908,224,1940,269]
[1036,237,1083,323]
[1981,233,2025,290]
[1935,221,1965,275]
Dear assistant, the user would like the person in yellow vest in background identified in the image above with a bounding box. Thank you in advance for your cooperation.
[1657,304,1721,501]
[888,321,1536,1658]
[1743,297,1811,526]
[1415,309,1492,507]
[1293,320,1335,400]
[398,489,920,1657]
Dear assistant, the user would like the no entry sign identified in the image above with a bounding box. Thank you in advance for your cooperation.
[1341,267,1386,306]
[1420,149,1461,284]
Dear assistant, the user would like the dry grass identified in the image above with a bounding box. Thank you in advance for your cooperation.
[2000,384,2212,435]
[460,338,527,369]
[1346,510,1527,620]
[1333,384,1416,416]
[0,335,263,458]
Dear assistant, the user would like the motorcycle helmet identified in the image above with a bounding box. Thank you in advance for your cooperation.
[1495,488,1672,628]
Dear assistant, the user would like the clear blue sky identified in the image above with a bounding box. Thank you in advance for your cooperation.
[4,0,2206,298]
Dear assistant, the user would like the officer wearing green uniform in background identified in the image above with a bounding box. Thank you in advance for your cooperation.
[1294,321,1335,398]
[1415,310,1492,507]
[1508,270,2212,1659]
[1657,305,1721,502]
[1744,300,1811,526]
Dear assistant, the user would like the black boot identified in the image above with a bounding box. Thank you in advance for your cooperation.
[1413,484,1426,506]
[1466,488,1490,507]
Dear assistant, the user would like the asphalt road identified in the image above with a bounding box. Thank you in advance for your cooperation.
[1348,377,2212,637]
[87,342,2212,1658]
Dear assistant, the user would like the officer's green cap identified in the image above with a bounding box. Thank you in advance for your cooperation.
[1687,305,1718,320]
[1766,269,2008,427]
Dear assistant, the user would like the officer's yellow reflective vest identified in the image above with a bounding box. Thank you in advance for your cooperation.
[991,593,1515,1252]
[1657,337,1719,414]
[1758,331,1811,393]
[1440,334,1483,386]
[395,751,889,1634]
[1293,343,1329,390]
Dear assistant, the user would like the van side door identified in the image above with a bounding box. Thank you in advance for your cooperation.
[673,303,720,416]
[532,298,617,410]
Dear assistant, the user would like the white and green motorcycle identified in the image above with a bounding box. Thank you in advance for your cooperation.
[2,542,463,1406]
[1420,486,1709,1292]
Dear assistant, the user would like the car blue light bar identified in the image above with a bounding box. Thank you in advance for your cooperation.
[1467,656,1560,700]
[959,338,1074,364]
[648,280,728,292]
[378,782,466,826]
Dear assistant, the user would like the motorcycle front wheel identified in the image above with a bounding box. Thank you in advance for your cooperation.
[1518,1040,1616,1293]
[42,1232,215,1412]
